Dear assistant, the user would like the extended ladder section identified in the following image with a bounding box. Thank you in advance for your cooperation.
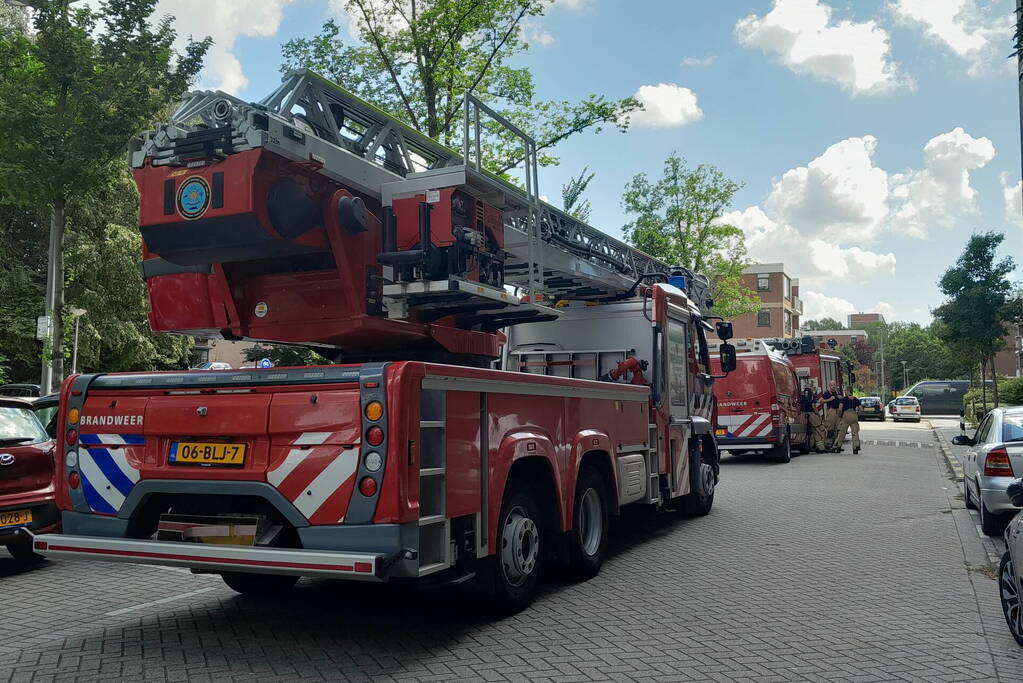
[131,69,714,313]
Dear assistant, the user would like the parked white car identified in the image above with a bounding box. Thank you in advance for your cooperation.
[889,396,921,422]
[955,407,1023,535]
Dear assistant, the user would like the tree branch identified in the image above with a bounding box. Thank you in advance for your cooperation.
[351,0,421,129]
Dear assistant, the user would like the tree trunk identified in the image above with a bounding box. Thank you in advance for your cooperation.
[48,198,66,393]
[981,359,987,410]
[992,355,1000,407]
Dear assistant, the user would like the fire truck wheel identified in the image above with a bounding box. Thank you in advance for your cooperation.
[220,572,299,596]
[482,480,543,613]
[568,466,609,580]
[680,460,715,517]
[773,431,792,463]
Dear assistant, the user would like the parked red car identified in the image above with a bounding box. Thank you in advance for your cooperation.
[0,396,58,560]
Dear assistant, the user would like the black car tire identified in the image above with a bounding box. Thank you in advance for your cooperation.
[1000,552,1023,646]
[6,543,45,563]
[980,496,1008,536]
[964,480,977,510]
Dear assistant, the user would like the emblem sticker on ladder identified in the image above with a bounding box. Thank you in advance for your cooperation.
[267,432,361,524]
[78,434,143,514]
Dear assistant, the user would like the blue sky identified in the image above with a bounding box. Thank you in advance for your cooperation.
[157,0,1023,325]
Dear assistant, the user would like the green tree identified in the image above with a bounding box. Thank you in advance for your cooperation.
[243,344,328,368]
[0,0,209,391]
[621,153,759,318]
[934,232,1015,407]
[562,166,594,223]
[280,1,638,173]
[802,318,845,331]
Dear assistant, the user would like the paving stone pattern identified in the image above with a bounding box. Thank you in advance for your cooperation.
[0,434,1015,681]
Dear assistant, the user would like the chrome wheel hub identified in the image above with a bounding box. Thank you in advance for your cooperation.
[501,505,539,586]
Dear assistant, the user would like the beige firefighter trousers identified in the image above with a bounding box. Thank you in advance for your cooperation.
[832,410,860,451]
[823,407,842,446]
[802,411,826,451]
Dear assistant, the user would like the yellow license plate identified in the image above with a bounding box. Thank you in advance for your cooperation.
[715,428,727,436]
[169,442,246,466]
[0,509,32,529]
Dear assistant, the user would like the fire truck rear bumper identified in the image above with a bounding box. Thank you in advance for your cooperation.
[29,531,387,581]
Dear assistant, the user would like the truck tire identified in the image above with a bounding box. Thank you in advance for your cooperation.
[221,572,299,596]
[773,431,791,463]
[481,479,544,613]
[680,458,715,517]
[798,431,810,455]
[567,466,609,581]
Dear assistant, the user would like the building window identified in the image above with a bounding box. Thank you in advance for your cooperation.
[757,310,771,327]
[783,275,790,299]
[784,310,792,334]
[757,274,770,291]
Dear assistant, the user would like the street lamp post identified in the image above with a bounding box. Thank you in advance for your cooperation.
[70,308,86,375]
[901,360,908,392]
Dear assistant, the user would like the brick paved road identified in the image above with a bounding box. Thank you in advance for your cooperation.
[1,420,1018,682]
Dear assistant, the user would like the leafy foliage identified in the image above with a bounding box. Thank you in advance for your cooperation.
[621,154,760,318]
[0,0,209,388]
[933,232,1016,405]
[280,1,638,173]
[243,344,329,368]
[561,166,594,223]
[802,318,845,331]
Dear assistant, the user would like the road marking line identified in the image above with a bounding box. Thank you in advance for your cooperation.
[105,586,220,616]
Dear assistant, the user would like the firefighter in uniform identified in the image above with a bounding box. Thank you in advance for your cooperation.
[819,382,843,447]
[832,387,862,453]
[799,387,826,452]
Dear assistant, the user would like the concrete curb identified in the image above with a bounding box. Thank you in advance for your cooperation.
[930,419,964,482]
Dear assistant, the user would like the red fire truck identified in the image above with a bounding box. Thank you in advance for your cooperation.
[30,73,737,611]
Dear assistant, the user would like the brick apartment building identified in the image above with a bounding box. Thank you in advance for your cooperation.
[848,313,885,327]
[730,263,802,339]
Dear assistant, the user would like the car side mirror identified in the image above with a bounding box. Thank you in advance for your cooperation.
[1009,479,1023,508]
[951,435,973,446]
[715,321,733,341]
[719,343,737,373]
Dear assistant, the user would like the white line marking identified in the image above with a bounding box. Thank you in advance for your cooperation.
[293,448,359,518]
[105,586,220,616]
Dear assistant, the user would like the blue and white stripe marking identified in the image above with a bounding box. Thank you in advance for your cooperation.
[78,434,144,514]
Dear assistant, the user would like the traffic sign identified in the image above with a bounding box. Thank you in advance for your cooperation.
[35,315,50,341]
[258,358,272,368]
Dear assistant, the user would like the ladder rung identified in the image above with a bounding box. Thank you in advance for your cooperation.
[420,420,445,428]
[419,514,446,526]
[420,467,444,477]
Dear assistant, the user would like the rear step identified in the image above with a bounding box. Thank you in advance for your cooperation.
[30,532,385,580]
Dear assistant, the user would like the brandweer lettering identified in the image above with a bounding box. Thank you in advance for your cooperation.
[81,414,144,427]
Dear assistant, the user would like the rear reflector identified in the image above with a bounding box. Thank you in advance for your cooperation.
[34,541,48,551]
[985,448,1014,477]
[354,561,373,573]
[359,476,377,497]
[68,471,81,489]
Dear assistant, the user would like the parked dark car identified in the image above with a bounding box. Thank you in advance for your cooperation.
[0,384,41,398]
[859,396,884,421]
[31,394,59,439]
[0,397,58,561]
[904,380,992,416]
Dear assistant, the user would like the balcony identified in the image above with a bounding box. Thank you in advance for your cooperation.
[784,296,803,315]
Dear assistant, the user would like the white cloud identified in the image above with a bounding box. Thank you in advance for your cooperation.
[1001,173,1023,228]
[157,0,295,93]
[521,19,555,47]
[552,0,589,8]
[764,135,890,241]
[627,83,704,128]
[800,291,899,323]
[890,0,1010,75]
[735,0,910,95]
[801,291,857,321]
[888,127,995,238]
[682,55,717,68]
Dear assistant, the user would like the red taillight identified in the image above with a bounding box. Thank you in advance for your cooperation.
[366,426,384,446]
[984,449,1014,477]
[359,476,377,497]
[65,428,78,446]
[68,471,81,489]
